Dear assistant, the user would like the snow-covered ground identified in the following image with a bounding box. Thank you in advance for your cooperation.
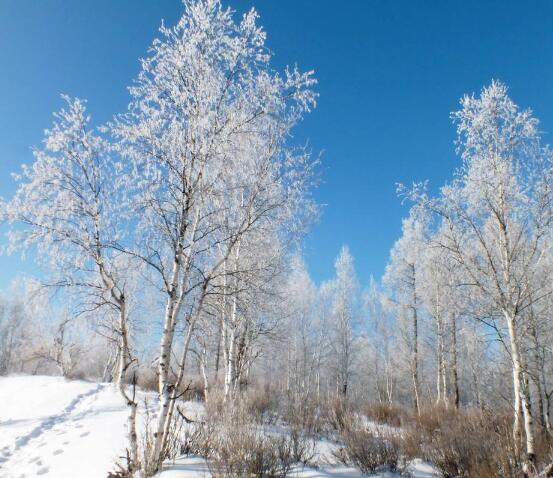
[160,456,439,478]
[0,376,439,478]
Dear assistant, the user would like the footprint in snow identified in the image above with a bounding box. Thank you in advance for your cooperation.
[52,449,63,455]
[80,431,90,437]
[36,467,49,475]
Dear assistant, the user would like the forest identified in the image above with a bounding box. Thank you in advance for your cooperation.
[1,1,553,478]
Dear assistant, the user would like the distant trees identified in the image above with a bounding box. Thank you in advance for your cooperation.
[0,292,31,375]
[383,209,426,414]
[279,255,319,403]
[331,246,359,398]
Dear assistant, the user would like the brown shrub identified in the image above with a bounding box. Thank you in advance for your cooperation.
[287,426,316,465]
[135,366,158,392]
[244,385,278,423]
[420,416,520,478]
[333,413,399,474]
[364,402,410,428]
[206,399,295,477]
[209,431,294,478]
[177,375,205,401]
[200,393,319,477]
[282,394,323,435]
[323,396,350,433]
[398,406,531,478]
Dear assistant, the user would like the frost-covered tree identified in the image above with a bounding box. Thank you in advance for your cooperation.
[110,0,317,472]
[1,97,141,470]
[383,208,427,414]
[407,81,553,469]
[418,228,466,408]
[331,246,359,398]
[364,276,397,405]
[280,254,318,402]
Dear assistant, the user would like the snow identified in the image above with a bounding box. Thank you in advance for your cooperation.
[0,376,440,478]
[0,375,130,478]
[159,457,439,478]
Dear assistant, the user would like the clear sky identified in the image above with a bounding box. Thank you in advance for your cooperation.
[1,0,553,289]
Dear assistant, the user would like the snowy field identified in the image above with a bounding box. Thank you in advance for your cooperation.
[0,376,439,478]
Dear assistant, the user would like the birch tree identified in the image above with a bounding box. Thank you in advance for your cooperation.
[281,254,318,403]
[408,81,553,470]
[364,277,397,405]
[383,208,427,414]
[331,246,359,398]
[1,97,141,471]
[111,0,317,472]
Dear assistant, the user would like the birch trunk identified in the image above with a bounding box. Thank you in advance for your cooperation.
[451,313,460,409]
[158,249,183,394]
[411,263,420,415]
[435,287,446,405]
[506,311,536,468]
[224,296,238,398]
[116,309,140,477]
[97,257,140,475]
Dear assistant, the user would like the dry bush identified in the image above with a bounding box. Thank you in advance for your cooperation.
[398,406,533,478]
[108,450,136,478]
[287,426,316,465]
[209,427,295,478]
[135,366,158,392]
[333,413,399,475]
[323,396,350,433]
[364,402,410,428]
[282,394,322,435]
[419,414,520,478]
[206,400,294,477]
[203,394,316,477]
[176,375,205,401]
[244,385,279,424]
[163,409,212,461]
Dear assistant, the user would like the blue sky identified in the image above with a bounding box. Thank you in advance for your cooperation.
[1,0,553,289]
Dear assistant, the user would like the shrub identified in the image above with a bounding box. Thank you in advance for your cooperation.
[364,402,409,428]
[282,394,322,435]
[288,426,316,465]
[420,414,520,478]
[399,407,527,478]
[135,365,158,392]
[244,385,279,424]
[333,414,399,475]
[324,397,350,433]
[209,427,295,478]
[204,396,310,478]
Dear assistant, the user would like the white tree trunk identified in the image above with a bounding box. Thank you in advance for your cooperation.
[505,311,536,468]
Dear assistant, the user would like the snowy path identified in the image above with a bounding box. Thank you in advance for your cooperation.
[0,376,129,478]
